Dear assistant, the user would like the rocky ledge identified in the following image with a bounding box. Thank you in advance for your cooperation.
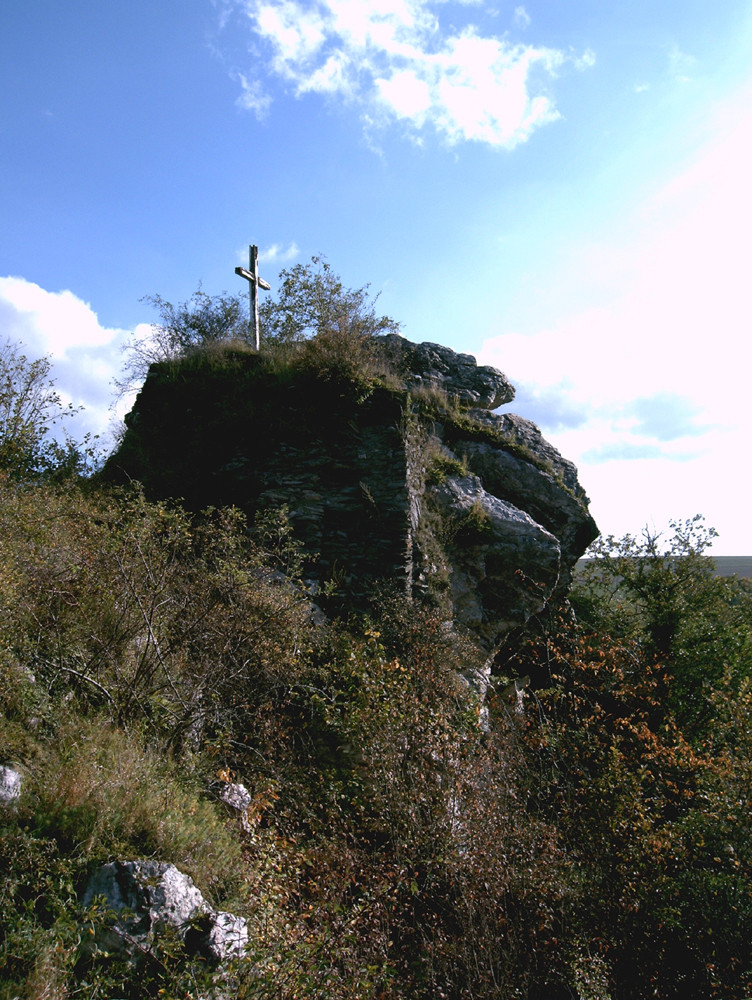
[105,335,598,673]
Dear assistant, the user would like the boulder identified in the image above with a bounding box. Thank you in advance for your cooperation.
[82,861,248,967]
[0,765,22,806]
[219,782,253,833]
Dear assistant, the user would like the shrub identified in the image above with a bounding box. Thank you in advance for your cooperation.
[573,516,752,738]
[0,826,79,1000]
[259,255,399,347]
[4,444,752,998]
[510,603,752,999]
[116,288,250,395]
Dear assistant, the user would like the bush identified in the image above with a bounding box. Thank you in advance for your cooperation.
[509,602,752,999]
[0,826,79,1000]
[573,516,752,738]
[259,255,399,347]
[4,441,752,998]
[116,288,250,395]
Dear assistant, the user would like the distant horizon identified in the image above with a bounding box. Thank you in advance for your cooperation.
[579,554,752,578]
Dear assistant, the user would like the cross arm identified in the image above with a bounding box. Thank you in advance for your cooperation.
[234,266,271,290]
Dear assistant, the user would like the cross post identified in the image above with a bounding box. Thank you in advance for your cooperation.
[235,245,271,351]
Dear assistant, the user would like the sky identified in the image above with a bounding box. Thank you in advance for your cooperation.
[1,0,751,554]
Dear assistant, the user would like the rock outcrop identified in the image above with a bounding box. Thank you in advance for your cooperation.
[429,474,562,650]
[82,861,248,968]
[379,334,515,409]
[104,335,598,666]
[0,765,22,807]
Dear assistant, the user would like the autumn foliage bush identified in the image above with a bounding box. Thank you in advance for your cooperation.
[504,583,752,997]
[3,465,752,999]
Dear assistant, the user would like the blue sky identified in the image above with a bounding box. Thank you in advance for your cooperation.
[1,1,751,553]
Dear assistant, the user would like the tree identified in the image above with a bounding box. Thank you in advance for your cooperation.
[259,255,399,345]
[0,340,85,481]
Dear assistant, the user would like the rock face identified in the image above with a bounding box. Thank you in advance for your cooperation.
[453,412,595,586]
[0,765,22,806]
[430,475,562,650]
[82,861,248,967]
[104,336,598,663]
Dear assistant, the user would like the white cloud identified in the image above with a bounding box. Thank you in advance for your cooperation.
[0,277,118,359]
[573,48,595,71]
[668,44,696,84]
[235,0,592,147]
[376,69,432,119]
[0,277,133,444]
[478,95,752,551]
[513,6,530,30]
[255,0,328,68]
[234,72,273,117]
[234,242,299,268]
[259,241,300,263]
[434,33,563,145]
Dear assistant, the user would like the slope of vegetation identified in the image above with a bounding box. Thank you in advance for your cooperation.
[2,276,752,999]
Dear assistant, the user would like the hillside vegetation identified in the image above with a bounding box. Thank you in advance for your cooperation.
[2,276,752,999]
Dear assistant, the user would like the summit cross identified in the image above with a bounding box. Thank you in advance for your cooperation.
[235,244,271,351]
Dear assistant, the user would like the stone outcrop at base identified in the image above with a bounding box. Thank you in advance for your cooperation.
[82,861,248,968]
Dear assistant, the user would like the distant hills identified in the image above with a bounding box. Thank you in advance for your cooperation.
[710,556,752,578]
[579,556,752,579]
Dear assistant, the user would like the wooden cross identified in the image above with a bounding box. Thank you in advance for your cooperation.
[235,245,271,351]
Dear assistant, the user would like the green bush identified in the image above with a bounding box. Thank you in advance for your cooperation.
[0,826,80,1000]
[3,412,752,998]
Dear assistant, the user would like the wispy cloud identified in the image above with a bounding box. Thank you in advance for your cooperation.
[513,6,531,30]
[234,72,273,117]
[583,442,669,463]
[231,0,593,148]
[628,393,706,442]
[668,44,696,84]
[479,90,752,544]
[259,241,299,263]
[234,242,299,267]
[512,382,588,431]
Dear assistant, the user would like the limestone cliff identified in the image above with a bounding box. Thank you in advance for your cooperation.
[104,336,598,663]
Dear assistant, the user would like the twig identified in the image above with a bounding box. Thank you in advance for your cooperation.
[50,663,116,707]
